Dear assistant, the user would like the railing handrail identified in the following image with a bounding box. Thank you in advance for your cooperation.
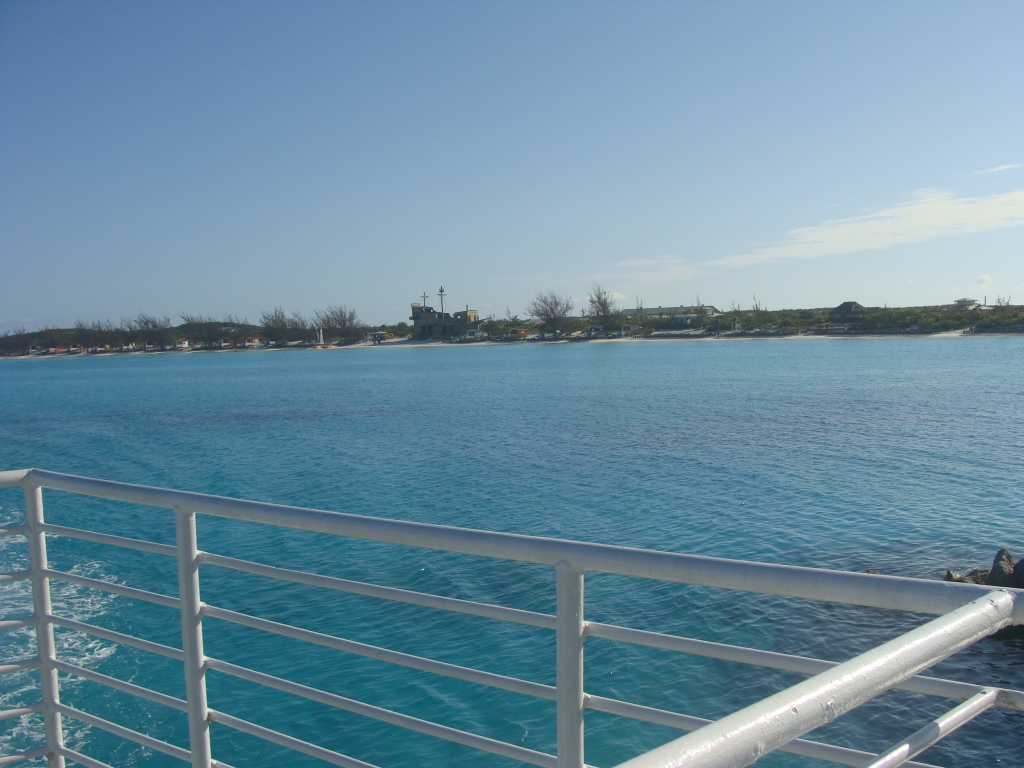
[2,468,1018,621]
[1,467,1021,768]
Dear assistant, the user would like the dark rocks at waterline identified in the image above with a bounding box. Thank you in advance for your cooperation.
[943,548,1024,588]
[989,548,1018,587]
[944,568,990,585]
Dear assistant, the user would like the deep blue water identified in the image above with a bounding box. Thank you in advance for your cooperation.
[1,338,1022,767]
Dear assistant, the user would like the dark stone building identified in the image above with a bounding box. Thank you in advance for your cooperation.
[410,303,480,339]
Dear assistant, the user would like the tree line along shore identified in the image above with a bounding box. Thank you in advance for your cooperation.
[2,293,1023,357]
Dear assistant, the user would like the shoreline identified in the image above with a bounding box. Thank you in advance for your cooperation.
[5,328,1024,360]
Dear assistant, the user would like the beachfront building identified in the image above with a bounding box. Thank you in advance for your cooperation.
[953,297,979,310]
[621,304,720,319]
[410,302,480,339]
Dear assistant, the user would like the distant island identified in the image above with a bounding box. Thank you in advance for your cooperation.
[2,291,1022,357]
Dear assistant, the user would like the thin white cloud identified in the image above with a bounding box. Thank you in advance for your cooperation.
[975,274,993,290]
[976,163,1022,174]
[708,188,1024,268]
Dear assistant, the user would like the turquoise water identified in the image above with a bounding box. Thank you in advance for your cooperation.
[1,339,1022,767]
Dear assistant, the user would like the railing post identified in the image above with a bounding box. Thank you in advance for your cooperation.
[175,507,212,768]
[24,484,66,768]
[556,560,585,768]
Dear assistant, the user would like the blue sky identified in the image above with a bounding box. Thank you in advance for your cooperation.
[2,1,1022,328]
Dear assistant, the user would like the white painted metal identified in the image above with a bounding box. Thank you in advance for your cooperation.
[205,657,559,767]
[175,508,212,768]
[199,551,558,629]
[0,469,30,486]
[39,523,177,557]
[0,747,47,766]
[0,706,42,722]
[201,603,556,699]
[2,468,1022,768]
[23,485,65,768]
[51,659,189,713]
[556,561,585,768]
[46,613,185,660]
[586,621,1024,711]
[207,709,379,768]
[612,592,1014,768]
[41,568,181,609]
[860,688,998,768]
[0,617,35,633]
[13,468,1018,621]
[54,702,192,761]
[0,659,38,675]
[55,747,116,768]
[584,695,942,768]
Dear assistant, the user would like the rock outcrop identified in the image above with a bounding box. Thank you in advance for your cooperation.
[988,549,1017,587]
[944,549,1024,587]
[944,569,990,584]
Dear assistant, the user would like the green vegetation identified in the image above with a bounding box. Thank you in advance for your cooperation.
[3,299,1023,356]
[1,306,369,355]
[694,301,1024,335]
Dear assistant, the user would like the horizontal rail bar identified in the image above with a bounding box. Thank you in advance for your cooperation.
[0,748,47,767]
[199,552,557,629]
[586,621,1024,711]
[39,523,177,557]
[57,747,116,768]
[614,592,1014,768]
[206,657,559,768]
[55,702,191,762]
[0,616,35,633]
[202,604,555,700]
[0,469,31,488]
[47,614,185,662]
[584,696,941,768]
[0,659,39,675]
[0,570,31,584]
[862,688,999,768]
[41,568,181,609]
[208,708,379,768]
[0,704,42,721]
[52,659,189,713]
[0,525,28,537]
[21,469,1022,622]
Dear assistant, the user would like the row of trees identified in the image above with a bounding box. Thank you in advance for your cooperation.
[0,304,365,354]
[520,290,1024,335]
[5,294,1024,354]
[524,285,622,333]
[258,305,362,342]
[701,300,1024,334]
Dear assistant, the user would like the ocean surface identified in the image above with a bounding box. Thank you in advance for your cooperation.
[1,338,1022,767]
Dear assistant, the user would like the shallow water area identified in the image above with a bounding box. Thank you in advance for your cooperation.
[2,338,1023,767]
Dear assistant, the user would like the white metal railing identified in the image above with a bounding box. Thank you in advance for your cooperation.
[0,467,1020,768]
